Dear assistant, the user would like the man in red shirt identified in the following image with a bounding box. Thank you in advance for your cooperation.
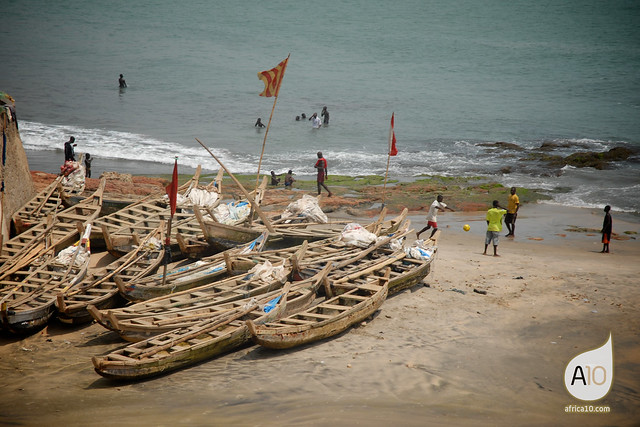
[314,151,332,197]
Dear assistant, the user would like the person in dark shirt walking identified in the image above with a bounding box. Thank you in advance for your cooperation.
[601,205,612,253]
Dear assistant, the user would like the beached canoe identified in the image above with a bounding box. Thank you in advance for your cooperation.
[0,179,105,275]
[115,232,268,302]
[95,170,226,258]
[91,267,332,380]
[88,259,294,341]
[11,175,67,236]
[0,227,92,334]
[193,206,408,252]
[91,264,331,343]
[89,230,418,343]
[247,269,390,349]
[87,235,373,336]
[228,220,433,296]
[56,224,166,325]
[90,289,289,379]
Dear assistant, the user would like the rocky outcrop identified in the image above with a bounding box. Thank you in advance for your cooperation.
[1,104,36,243]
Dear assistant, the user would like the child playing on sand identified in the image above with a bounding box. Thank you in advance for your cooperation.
[85,153,92,178]
[417,195,454,240]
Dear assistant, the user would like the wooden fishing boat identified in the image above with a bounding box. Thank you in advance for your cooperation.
[0,179,105,275]
[56,224,166,325]
[193,206,408,252]
[234,219,436,296]
[101,210,201,258]
[11,175,67,236]
[91,268,332,380]
[0,227,92,334]
[95,169,226,258]
[88,228,416,343]
[115,232,269,302]
[89,166,208,246]
[91,264,331,343]
[88,259,294,340]
[229,220,433,296]
[88,237,346,335]
[247,270,390,349]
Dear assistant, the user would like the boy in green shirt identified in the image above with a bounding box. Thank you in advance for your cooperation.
[484,200,507,256]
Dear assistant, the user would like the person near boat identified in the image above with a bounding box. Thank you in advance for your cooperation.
[417,194,454,239]
[270,171,280,186]
[64,136,76,161]
[284,170,295,189]
[85,153,93,178]
[314,152,332,197]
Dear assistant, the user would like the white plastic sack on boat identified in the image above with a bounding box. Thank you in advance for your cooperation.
[211,201,251,225]
[339,223,378,248]
[138,237,162,251]
[61,162,86,194]
[172,193,189,207]
[388,237,404,251]
[247,260,287,283]
[187,188,220,208]
[405,240,437,260]
[170,188,220,209]
[56,243,90,267]
[280,195,328,224]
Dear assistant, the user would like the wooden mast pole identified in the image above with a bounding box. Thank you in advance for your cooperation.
[195,138,275,233]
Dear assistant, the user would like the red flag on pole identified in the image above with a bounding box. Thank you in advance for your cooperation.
[165,158,178,216]
[389,113,398,156]
[258,57,289,97]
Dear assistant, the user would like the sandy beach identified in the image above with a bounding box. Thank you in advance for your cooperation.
[1,196,638,426]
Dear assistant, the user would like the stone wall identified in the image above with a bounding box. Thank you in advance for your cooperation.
[1,109,36,242]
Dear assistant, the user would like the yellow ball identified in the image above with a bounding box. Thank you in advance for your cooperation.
[463,224,470,232]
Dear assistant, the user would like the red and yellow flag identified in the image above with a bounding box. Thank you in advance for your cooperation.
[389,113,398,156]
[258,56,289,97]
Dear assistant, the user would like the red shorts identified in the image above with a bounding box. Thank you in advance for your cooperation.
[602,233,610,244]
[317,172,325,184]
[427,221,437,228]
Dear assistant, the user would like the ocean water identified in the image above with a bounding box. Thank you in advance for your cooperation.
[2,0,639,212]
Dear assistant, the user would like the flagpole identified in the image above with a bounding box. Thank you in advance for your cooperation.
[255,53,290,192]
[0,113,8,255]
[381,112,394,210]
[162,156,178,287]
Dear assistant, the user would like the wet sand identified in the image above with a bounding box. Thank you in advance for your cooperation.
[1,204,639,426]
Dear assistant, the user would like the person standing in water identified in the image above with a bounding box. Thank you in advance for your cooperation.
[309,113,321,129]
[119,74,127,88]
[321,106,329,125]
